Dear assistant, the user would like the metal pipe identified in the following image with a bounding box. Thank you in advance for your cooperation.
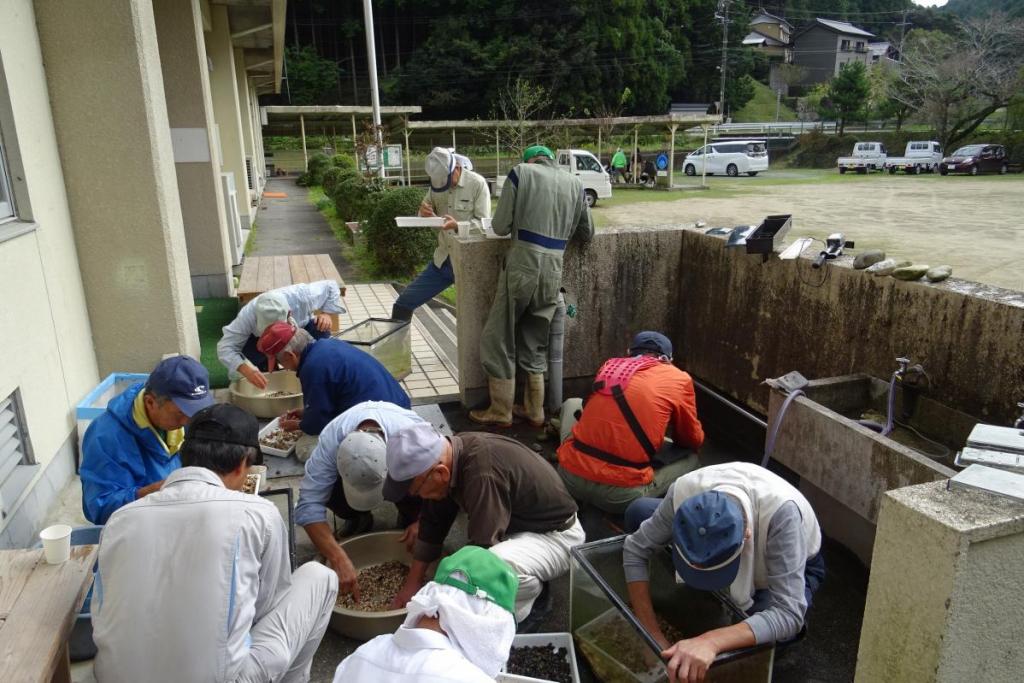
[361,0,384,179]
[547,290,567,413]
[691,378,767,429]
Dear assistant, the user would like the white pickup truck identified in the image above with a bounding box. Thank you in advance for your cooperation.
[885,141,943,175]
[837,142,887,174]
[493,148,612,207]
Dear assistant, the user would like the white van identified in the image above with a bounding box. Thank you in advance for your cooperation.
[556,149,613,207]
[493,149,612,207]
[683,139,769,177]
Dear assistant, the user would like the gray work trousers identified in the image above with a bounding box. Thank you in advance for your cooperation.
[480,244,564,379]
[235,562,338,683]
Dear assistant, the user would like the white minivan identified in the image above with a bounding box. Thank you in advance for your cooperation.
[683,139,769,177]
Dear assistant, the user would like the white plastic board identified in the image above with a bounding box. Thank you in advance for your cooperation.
[395,216,445,228]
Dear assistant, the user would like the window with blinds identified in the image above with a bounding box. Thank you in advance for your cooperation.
[0,391,33,489]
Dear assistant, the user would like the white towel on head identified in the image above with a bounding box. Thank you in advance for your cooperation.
[403,582,515,678]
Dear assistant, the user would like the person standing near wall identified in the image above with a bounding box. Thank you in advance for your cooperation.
[391,148,491,321]
[470,145,593,428]
[611,147,627,183]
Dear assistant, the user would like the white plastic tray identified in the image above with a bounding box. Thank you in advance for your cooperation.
[259,417,298,458]
[482,217,511,239]
[498,632,581,683]
[395,216,445,228]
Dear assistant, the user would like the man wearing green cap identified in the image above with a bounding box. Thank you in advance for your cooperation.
[333,546,518,682]
[470,145,593,428]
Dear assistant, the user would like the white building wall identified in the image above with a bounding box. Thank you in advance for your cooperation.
[0,0,100,547]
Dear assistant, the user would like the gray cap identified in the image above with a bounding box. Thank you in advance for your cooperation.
[337,431,387,512]
[425,147,456,192]
[254,291,290,334]
[382,423,445,501]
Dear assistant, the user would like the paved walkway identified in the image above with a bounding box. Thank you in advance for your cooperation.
[252,178,357,281]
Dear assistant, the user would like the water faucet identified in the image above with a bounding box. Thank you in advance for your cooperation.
[895,357,910,379]
[1015,402,1024,430]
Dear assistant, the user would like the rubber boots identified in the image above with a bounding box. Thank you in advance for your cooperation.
[513,373,546,428]
[469,376,514,427]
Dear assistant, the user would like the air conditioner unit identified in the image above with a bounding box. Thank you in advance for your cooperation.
[221,172,243,266]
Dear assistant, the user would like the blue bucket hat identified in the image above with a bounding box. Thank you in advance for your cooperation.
[671,490,745,592]
[146,355,215,418]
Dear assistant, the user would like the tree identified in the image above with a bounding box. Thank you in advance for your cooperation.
[285,45,340,105]
[867,64,913,130]
[895,16,1024,150]
[818,62,869,135]
[484,78,552,165]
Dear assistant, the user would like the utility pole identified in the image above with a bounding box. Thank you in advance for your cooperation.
[716,0,730,121]
[362,0,385,179]
[896,9,910,64]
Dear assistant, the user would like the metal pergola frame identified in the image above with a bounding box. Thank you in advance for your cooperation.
[261,106,722,187]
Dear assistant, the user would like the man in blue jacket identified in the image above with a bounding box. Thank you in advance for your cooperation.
[258,322,410,436]
[80,355,215,524]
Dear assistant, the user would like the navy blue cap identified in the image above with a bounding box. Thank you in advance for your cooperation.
[671,490,744,592]
[146,356,214,418]
[628,331,673,358]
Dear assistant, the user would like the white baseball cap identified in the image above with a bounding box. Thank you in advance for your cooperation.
[382,423,445,502]
[254,291,290,333]
[337,431,387,512]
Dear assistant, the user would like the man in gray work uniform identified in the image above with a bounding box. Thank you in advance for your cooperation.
[470,145,593,428]
[622,462,826,683]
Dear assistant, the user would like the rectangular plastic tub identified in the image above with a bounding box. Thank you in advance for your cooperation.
[569,536,774,683]
[75,373,149,464]
[258,417,298,458]
[336,318,412,380]
[498,632,581,683]
[745,214,792,256]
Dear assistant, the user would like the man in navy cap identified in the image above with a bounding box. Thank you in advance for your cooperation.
[80,355,214,524]
[556,330,704,514]
[622,462,825,683]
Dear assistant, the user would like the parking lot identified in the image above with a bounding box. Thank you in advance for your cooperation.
[598,172,1024,292]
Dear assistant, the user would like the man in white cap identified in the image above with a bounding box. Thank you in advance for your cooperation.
[217,281,346,389]
[383,423,584,624]
[294,401,426,598]
[623,462,825,682]
[333,545,519,682]
[391,147,490,321]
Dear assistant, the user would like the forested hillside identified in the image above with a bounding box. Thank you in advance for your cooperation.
[275,0,986,118]
[944,0,1024,19]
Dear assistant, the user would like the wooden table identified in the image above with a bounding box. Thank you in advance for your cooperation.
[237,254,347,332]
[0,546,98,683]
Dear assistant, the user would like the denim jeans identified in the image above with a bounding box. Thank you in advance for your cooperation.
[392,257,454,319]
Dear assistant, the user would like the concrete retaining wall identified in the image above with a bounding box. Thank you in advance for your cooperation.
[453,226,1024,424]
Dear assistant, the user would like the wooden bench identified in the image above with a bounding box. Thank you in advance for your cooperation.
[237,254,347,332]
[0,546,98,683]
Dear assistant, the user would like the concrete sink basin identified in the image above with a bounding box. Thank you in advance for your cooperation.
[767,374,976,563]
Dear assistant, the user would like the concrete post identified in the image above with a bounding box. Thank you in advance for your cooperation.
[152,0,233,298]
[403,126,411,186]
[300,114,308,171]
[34,0,200,372]
[351,114,359,168]
[235,48,258,198]
[855,481,1024,682]
[205,5,251,226]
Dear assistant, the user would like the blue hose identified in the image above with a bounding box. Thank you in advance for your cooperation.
[881,371,898,437]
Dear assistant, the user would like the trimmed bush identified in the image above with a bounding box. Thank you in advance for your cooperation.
[322,167,346,195]
[331,154,357,171]
[361,187,436,277]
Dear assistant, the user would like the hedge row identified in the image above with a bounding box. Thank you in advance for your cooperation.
[302,154,435,278]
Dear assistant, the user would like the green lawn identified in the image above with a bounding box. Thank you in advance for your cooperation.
[733,78,798,123]
[194,297,239,389]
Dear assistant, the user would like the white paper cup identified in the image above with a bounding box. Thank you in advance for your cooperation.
[457,221,469,239]
[39,524,72,564]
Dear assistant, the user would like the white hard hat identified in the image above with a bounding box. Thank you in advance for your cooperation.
[337,430,387,512]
